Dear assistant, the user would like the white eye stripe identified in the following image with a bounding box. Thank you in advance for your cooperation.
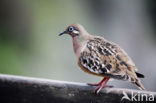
[73,30,79,34]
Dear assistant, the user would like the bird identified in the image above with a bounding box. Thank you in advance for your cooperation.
[59,23,145,93]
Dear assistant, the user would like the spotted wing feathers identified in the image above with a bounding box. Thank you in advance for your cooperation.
[79,51,111,74]
[79,37,139,82]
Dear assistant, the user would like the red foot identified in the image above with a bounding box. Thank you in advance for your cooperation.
[88,83,113,87]
[87,83,100,86]
[87,78,107,86]
[94,78,110,94]
[87,77,112,94]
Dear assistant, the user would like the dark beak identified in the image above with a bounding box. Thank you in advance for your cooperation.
[59,30,68,36]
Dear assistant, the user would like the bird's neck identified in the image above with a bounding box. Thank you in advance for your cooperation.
[72,37,81,55]
[72,35,88,57]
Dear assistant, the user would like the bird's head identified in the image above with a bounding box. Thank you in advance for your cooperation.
[59,23,91,54]
[59,23,89,38]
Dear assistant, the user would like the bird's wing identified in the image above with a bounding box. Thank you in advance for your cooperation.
[78,37,137,81]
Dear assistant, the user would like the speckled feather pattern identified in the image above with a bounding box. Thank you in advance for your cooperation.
[78,36,139,82]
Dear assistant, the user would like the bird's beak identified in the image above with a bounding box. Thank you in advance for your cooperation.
[59,30,68,36]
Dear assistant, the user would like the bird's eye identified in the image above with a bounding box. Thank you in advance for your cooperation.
[68,27,74,32]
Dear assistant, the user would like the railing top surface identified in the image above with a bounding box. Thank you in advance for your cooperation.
[0,74,155,103]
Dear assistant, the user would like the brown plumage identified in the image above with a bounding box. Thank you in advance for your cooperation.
[59,23,145,93]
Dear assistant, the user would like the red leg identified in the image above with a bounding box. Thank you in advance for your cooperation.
[94,77,110,94]
[87,78,106,86]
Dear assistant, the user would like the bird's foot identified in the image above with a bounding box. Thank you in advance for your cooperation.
[88,83,113,87]
[93,78,110,94]
[87,83,100,86]
[94,85,103,94]
[87,78,108,86]
[94,85,113,94]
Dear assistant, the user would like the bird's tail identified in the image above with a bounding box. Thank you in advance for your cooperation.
[134,79,146,90]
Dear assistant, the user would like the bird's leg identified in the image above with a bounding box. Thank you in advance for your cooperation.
[94,77,110,94]
[87,77,106,86]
